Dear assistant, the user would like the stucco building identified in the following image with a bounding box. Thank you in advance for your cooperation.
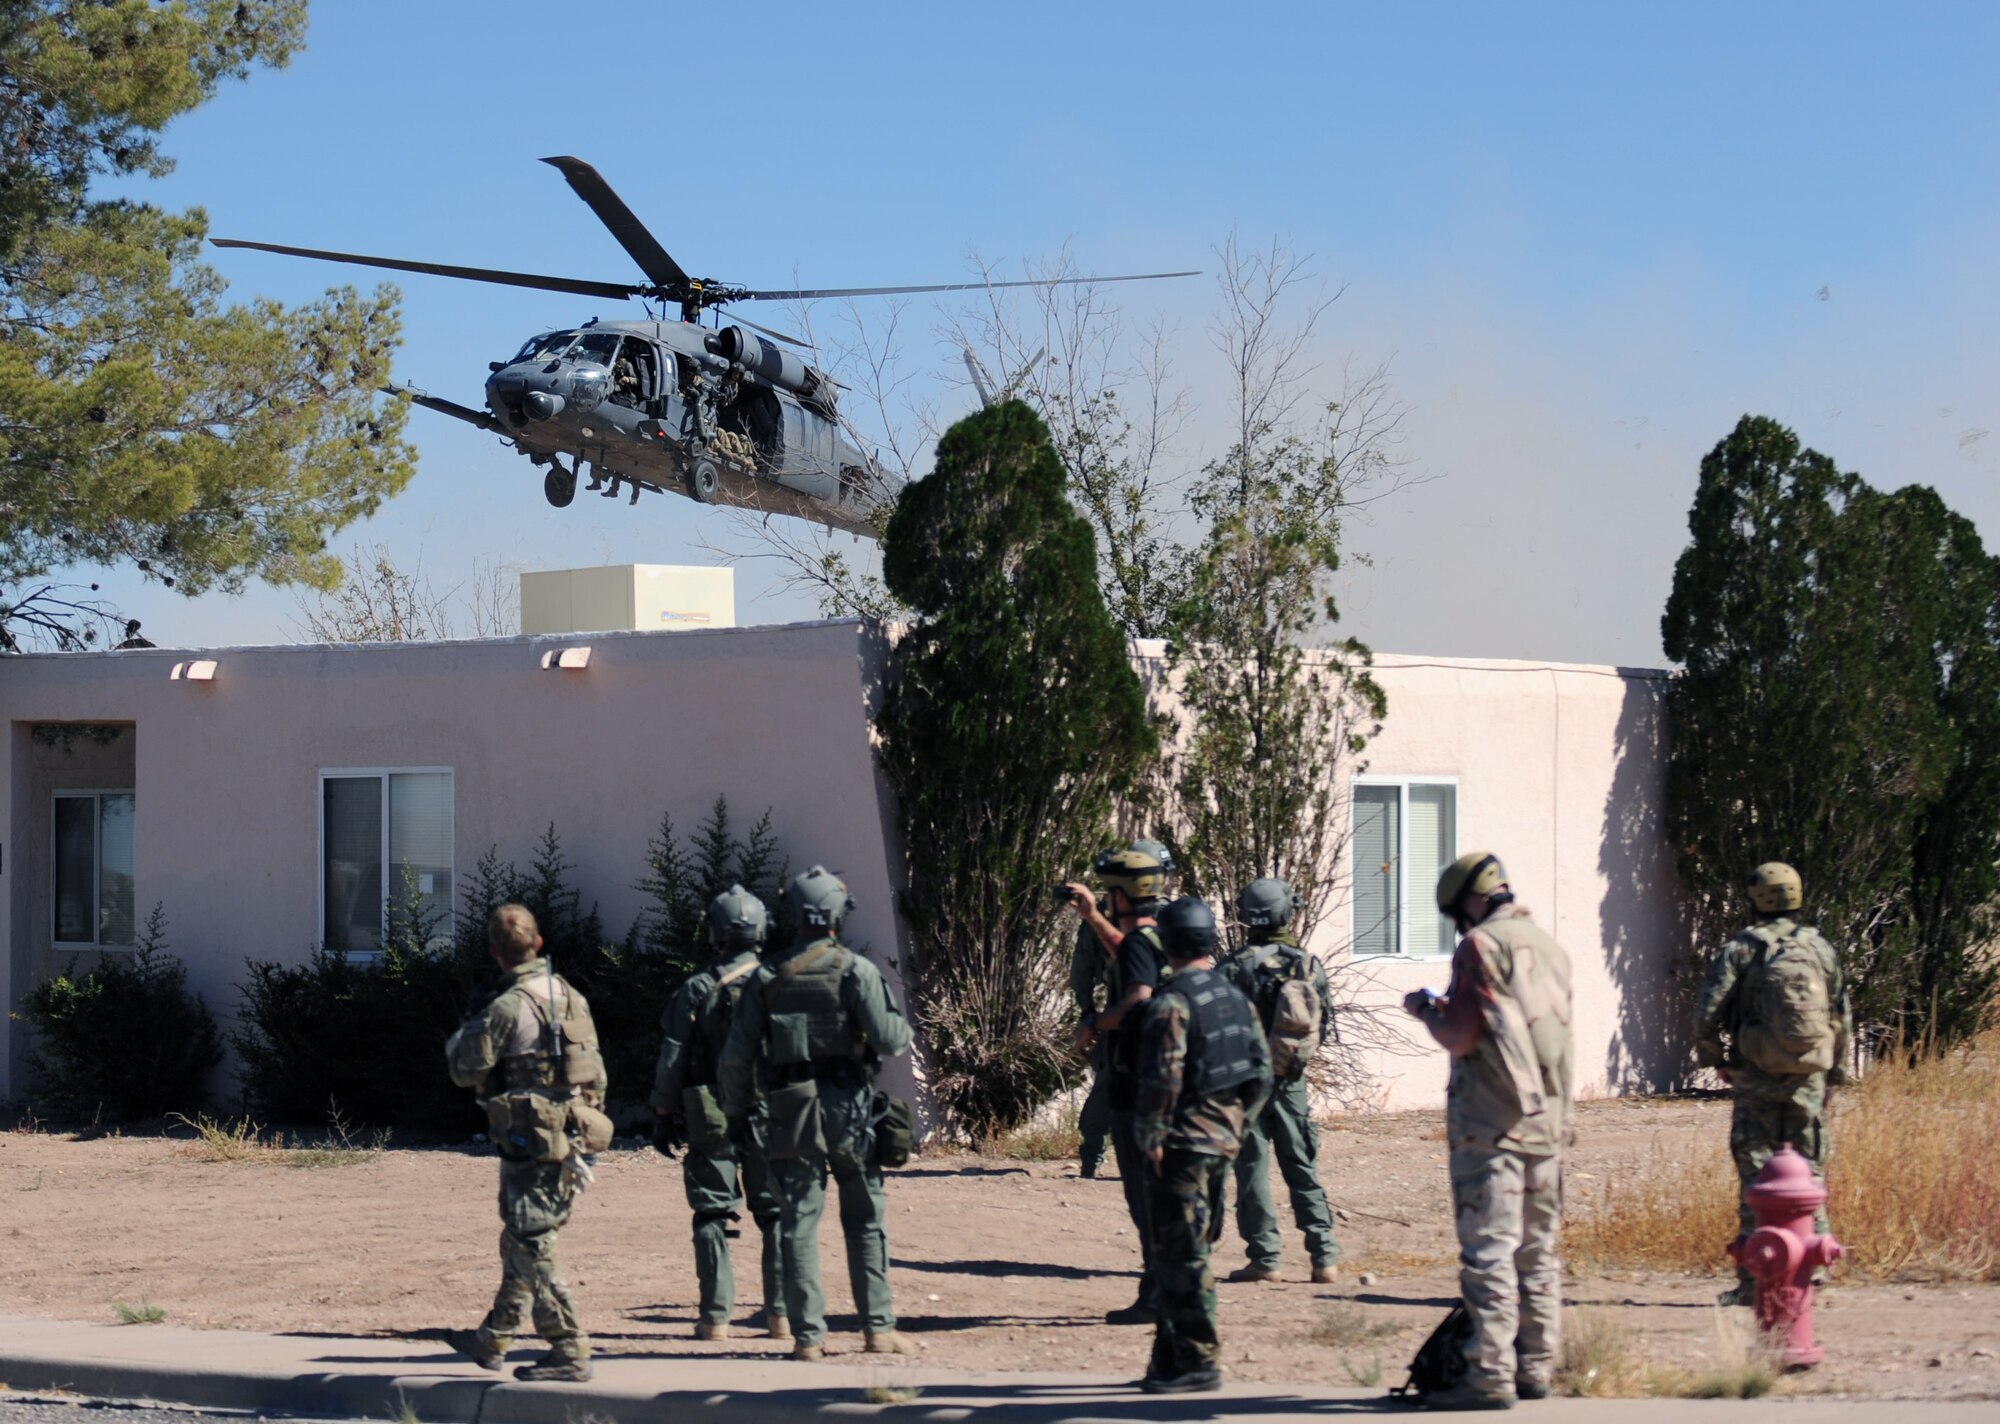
[0,622,1688,1115]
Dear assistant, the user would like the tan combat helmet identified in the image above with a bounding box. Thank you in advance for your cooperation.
[1747,862,1803,913]
[1093,846,1167,905]
[1436,851,1509,915]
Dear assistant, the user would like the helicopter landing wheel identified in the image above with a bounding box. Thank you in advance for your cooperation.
[544,466,577,509]
[687,458,721,504]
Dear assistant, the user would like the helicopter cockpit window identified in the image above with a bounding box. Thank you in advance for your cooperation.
[571,333,621,367]
[512,331,576,363]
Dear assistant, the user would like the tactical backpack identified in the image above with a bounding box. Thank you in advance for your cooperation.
[1252,944,1322,1081]
[1737,924,1837,1076]
[1390,1302,1472,1403]
[684,956,762,1148]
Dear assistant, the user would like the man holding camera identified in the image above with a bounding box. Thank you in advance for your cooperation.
[1063,844,1170,1323]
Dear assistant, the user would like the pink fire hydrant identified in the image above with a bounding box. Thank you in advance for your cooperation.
[1725,1144,1843,1368]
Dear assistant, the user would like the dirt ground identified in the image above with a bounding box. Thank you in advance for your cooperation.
[1,1097,1994,1400]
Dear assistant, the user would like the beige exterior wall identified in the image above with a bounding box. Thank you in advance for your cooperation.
[1,621,908,1106]
[2,629,1686,1120]
[1288,654,1687,1110]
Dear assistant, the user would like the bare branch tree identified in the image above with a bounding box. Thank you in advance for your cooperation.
[289,543,455,643]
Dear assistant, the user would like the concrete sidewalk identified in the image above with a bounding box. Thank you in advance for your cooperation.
[0,1316,1987,1423]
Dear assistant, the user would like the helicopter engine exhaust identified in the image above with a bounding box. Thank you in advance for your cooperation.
[708,326,837,414]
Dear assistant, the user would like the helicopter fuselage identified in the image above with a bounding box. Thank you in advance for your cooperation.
[408,317,890,535]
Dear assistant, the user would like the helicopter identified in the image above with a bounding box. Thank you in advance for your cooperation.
[213,157,1196,538]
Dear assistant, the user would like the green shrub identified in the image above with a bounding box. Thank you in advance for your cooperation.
[17,903,222,1122]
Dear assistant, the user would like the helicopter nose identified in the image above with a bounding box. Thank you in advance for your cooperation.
[523,390,566,421]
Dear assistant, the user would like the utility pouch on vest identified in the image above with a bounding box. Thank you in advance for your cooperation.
[563,1039,605,1088]
[682,1085,730,1149]
[765,1077,826,1160]
[568,1099,615,1154]
[768,1012,814,1067]
[872,1090,914,1169]
[486,1090,572,1164]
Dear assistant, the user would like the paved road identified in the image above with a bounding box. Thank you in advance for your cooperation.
[0,1396,348,1424]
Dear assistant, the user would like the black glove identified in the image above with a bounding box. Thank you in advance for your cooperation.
[652,1112,687,1158]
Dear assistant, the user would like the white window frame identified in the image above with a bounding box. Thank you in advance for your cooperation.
[317,767,455,957]
[51,788,137,950]
[1350,775,1460,960]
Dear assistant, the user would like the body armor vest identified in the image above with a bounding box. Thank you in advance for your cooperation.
[761,939,861,1066]
[1162,966,1263,1101]
[686,951,761,1087]
[496,969,605,1094]
[1447,907,1573,1154]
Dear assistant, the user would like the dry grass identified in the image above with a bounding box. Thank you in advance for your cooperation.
[980,1102,1083,1161]
[862,1385,924,1405]
[1557,1307,1777,1399]
[111,1299,166,1325]
[169,1112,391,1168]
[1308,1303,1401,1349]
[1568,1029,2000,1281]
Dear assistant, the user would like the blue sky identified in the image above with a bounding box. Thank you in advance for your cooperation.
[78,1,2000,665]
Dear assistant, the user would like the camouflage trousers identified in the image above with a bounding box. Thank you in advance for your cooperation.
[480,1159,586,1361]
[1148,1147,1227,1381]
[1231,1079,1340,1271]
[1078,1068,1111,1175]
[685,1130,785,1327]
[1730,1068,1830,1243]
[1450,1144,1562,1396]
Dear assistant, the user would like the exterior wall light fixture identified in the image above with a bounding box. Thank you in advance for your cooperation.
[169,659,219,682]
[539,646,592,671]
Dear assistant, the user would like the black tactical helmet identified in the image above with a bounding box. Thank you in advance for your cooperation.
[1156,895,1219,960]
[706,883,769,949]
[1237,877,1302,931]
[786,864,855,931]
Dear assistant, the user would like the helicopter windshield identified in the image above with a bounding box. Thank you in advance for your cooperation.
[570,332,621,367]
[511,331,577,363]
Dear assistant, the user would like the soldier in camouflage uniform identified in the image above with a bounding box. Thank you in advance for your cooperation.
[1406,853,1573,1411]
[1217,877,1341,1284]
[1693,862,1851,1306]
[1064,846,1171,1323]
[1133,895,1273,1394]
[718,866,914,1361]
[651,885,788,1341]
[443,904,610,1383]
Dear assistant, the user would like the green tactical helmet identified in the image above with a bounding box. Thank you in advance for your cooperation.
[1092,846,1167,905]
[1156,895,1219,959]
[786,864,855,930]
[706,883,769,948]
[1747,862,1803,913]
[1436,851,1509,914]
[1237,877,1302,931]
[1130,838,1177,877]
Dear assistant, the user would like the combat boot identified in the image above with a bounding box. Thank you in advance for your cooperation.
[1716,1280,1756,1308]
[764,1313,792,1340]
[1141,1366,1222,1394]
[865,1329,914,1355]
[1420,1379,1514,1411]
[793,1341,825,1362]
[1516,1379,1551,1401]
[441,1328,505,1371]
[1310,1263,1340,1285]
[694,1321,730,1341]
[1226,1264,1284,1283]
[1104,1299,1156,1325]
[514,1355,594,1382]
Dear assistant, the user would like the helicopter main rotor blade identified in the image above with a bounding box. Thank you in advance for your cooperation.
[735,269,1201,302]
[210,238,646,302]
[541,156,691,291]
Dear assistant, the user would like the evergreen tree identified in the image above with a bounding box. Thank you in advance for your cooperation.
[878,400,1155,1133]
[1662,415,2000,1045]
[0,1,416,649]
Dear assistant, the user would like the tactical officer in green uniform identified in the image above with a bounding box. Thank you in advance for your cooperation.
[1133,895,1272,1394]
[1216,877,1341,1284]
[444,904,612,1383]
[718,866,914,1361]
[1064,846,1170,1323]
[651,884,788,1341]
[1406,853,1574,1411]
[1693,861,1851,1306]
[1071,840,1177,1179]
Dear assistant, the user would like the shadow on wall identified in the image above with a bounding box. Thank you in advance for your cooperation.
[1599,674,1694,1092]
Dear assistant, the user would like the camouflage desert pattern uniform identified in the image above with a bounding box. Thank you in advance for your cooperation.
[1134,966,1272,1385]
[1445,903,1574,1401]
[652,947,785,1332]
[1693,916,1851,1241]
[1218,929,1340,1276]
[1069,917,1114,1175]
[446,958,607,1370]
[718,927,912,1352]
